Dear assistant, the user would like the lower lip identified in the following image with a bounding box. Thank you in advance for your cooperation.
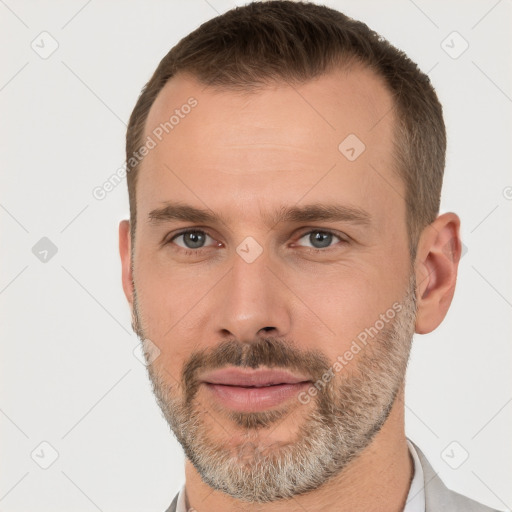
[204,382,311,412]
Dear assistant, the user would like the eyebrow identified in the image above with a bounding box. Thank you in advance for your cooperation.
[147,202,371,228]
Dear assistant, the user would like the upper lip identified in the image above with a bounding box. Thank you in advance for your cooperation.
[200,368,311,387]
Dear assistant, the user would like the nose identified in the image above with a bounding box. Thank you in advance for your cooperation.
[211,248,292,343]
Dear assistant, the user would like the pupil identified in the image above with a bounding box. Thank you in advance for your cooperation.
[185,231,205,249]
[310,231,332,248]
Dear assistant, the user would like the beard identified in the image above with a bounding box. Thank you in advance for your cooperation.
[131,274,417,503]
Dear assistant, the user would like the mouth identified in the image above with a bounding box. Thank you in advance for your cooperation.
[200,368,312,412]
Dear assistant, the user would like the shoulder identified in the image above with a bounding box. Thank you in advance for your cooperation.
[411,441,501,512]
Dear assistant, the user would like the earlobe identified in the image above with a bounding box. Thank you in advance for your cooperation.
[119,220,134,306]
[414,213,461,335]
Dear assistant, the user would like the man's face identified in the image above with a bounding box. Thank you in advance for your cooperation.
[128,67,417,501]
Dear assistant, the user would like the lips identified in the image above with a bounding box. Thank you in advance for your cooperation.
[200,368,311,387]
[200,368,313,412]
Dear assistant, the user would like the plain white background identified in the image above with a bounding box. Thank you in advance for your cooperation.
[1,1,511,511]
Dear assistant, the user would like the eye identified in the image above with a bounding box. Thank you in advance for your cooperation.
[295,230,345,250]
[170,230,218,250]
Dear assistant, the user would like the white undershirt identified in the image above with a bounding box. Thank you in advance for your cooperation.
[404,439,426,512]
[174,439,425,512]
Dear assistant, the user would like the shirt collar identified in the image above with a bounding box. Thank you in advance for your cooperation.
[175,482,187,512]
[404,439,426,512]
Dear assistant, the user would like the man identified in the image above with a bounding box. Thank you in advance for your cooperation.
[119,1,498,511]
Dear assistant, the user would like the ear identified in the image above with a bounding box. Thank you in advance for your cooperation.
[119,220,134,307]
[414,212,461,334]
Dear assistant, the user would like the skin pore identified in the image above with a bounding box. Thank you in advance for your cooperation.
[119,66,461,511]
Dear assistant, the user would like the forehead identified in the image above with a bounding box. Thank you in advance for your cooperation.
[137,66,402,226]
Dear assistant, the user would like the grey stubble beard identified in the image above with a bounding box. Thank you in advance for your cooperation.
[131,273,417,503]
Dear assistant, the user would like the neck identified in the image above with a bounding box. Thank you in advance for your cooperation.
[183,388,412,512]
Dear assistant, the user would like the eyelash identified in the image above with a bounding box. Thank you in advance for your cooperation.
[166,228,348,255]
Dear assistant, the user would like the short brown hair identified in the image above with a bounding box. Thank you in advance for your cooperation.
[126,0,445,257]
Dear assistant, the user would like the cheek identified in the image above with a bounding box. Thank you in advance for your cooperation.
[286,263,404,360]
[133,257,218,348]
[134,271,197,383]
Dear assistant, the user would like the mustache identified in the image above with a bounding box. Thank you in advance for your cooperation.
[181,337,331,404]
